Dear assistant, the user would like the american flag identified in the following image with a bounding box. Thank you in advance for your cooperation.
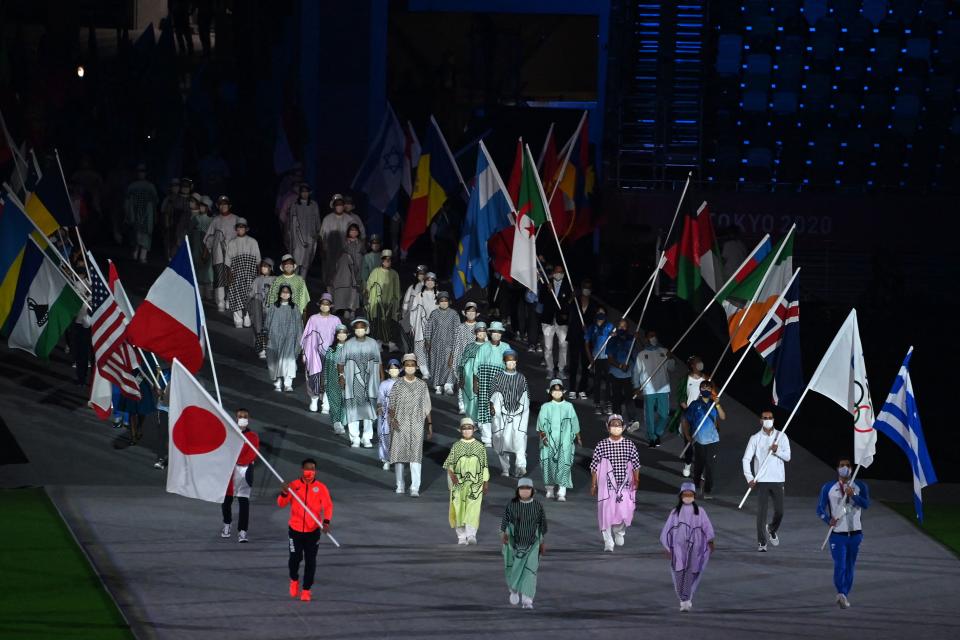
[89,259,141,399]
[752,273,802,410]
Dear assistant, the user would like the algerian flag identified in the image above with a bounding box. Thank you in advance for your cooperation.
[510,144,549,292]
[8,242,84,358]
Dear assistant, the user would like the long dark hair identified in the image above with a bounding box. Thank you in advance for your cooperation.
[274,285,293,307]
[674,497,700,515]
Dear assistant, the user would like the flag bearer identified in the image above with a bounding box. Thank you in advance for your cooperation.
[278,459,333,602]
[742,409,792,551]
[817,457,870,609]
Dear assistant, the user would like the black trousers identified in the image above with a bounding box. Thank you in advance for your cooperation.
[288,528,321,590]
[72,323,92,384]
[755,482,785,543]
[221,495,249,531]
[591,360,611,404]
[609,376,634,420]
[519,300,540,346]
[693,442,719,493]
[567,342,590,393]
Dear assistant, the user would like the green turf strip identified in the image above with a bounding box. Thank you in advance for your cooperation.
[885,501,960,557]
[0,488,133,639]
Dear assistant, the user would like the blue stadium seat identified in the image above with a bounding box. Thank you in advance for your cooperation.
[861,0,889,27]
[803,0,827,27]
[892,94,921,137]
[716,34,743,76]
[772,91,799,115]
[905,38,931,63]
[803,74,831,111]
[742,90,768,112]
[775,53,804,91]
[745,53,773,77]
[889,0,919,25]
[873,36,901,76]
[833,0,860,27]
[835,93,858,120]
[810,19,838,62]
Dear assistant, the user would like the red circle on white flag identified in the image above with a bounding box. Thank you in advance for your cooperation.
[173,406,227,455]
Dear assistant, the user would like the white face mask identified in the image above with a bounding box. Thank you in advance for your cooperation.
[404,366,417,376]
[518,488,534,500]
[695,362,704,372]
[648,337,658,347]
[581,288,591,296]
[609,426,624,437]
[762,419,774,429]
[838,466,852,478]
[320,304,331,314]
[553,273,564,282]
[283,264,296,274]
[337,333,348,343]
[505,360,517,371]
[237,418,249,427]
[425,280,436,289]
[476,333,487,342]
[490,333,502,343]
[280,294,291,302]
[465,310,477,320]
[260,267,270,275]
[682,496,695,505]
[461,428,475,439]
[388,367,400,378]
[439,301,449,309]
[550,390,564,400]
[354,328,367,338]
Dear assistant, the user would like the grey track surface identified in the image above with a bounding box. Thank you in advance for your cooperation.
[3,296,960,640]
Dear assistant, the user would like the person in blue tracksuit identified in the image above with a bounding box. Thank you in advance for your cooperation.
[816,457,870,609]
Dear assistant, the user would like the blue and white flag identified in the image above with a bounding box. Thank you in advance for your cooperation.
[351,103,407,216]
[752,273,803,410]
[874,347,937,522]
[452,141,513,297]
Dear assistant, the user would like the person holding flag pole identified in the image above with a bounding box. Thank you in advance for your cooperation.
[630,234,773,400]
[679,269,802,469]
[588,171,693,369]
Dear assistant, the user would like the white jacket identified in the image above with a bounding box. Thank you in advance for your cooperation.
[742,428,791,483]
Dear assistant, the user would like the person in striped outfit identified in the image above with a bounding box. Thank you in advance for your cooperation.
[500,477,547,609]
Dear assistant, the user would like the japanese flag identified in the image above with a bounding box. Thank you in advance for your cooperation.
[166,359,245,502]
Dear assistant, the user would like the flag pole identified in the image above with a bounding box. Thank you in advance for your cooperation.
[681,269,801,457]
[588,254,665,370]
[589,171,692,368]
[711,225,796,379]
[629,234,773,394]
[819,464,863,551]
[430,115,470,199]
[4,185,92,295]
[536,122,555,171]
[545,111,586,207]
[53,148,92,282]
[184,235,222,405]
[527,143,585,330]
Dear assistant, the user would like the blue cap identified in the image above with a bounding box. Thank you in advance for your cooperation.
[387,358,401,367]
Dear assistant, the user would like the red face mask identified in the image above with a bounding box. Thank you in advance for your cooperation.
[302,470,316,482]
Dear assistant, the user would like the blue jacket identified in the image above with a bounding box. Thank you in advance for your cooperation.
[816,480,870,524]
[584,321,615,359]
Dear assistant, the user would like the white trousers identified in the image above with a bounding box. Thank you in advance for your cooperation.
[498,450,528,473]
[541,322,568,372]
[215,287,226,307]
[455,524,478,542]
[394,462,422,491]
[601,523,627,544]
[348,420,373,444]
[478,422,493,447]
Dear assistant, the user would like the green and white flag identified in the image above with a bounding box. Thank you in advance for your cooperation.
[8,242,83,358]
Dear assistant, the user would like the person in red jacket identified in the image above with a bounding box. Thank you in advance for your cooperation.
[221,408,260,543]
[278,458,333,602]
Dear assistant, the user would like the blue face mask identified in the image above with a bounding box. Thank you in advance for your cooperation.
[596,314,606,323]
[700,389,712,399]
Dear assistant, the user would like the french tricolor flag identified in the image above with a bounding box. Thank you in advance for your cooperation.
[127,243,206,373]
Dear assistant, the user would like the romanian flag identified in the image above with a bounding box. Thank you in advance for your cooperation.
[400,116,465,251]
[24,168,75,236]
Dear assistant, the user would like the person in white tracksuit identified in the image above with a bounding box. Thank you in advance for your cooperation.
[742,409,791,552]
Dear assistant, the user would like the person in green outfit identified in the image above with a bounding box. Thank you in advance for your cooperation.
[458,322,487,423]
[537,379,582,501]
[324,324,350,436]
[365,249,402,348]
[501,477,547,609]
[472,320,511,447]
[444,417,490,545]
[359,234,382,305]
[268,254,311,314]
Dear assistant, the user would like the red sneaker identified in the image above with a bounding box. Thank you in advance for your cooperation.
[300,589,312,602]
[289,580,299,598]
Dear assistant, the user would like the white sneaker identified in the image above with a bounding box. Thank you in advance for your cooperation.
[258,350,267,359]
[217,302,225,312]
[434,386,442,395]
[396,486,405,494]
[410,489,420,498]
[361,439,373,448]
[273,379,282,391]
[838,594,850,609]
[233,320,243,329]
[545,487,555,499]
[766,524,780,546]
[308,397,319,412]
[283,382,293,392]
[221,524,231,538]
[467,536,477,545]
[681,600,692,612]
[443,383,455,395]
[333,423,345,435]
[557,488,567,502]
[509,591,520,606]
[382,461,390,471]
[515,468,526,477]
[603,540,614,552]
[521,600,534,610]
[682,464,692,478]
[501,469,511,477]
[242,315,251,328]
[567,391,577,400]
[350,439,360,448]
[627,421,641,433]
[238,530,248,543]
[614,531,625,547]
[457,538,469,546]
[321,396,330,414]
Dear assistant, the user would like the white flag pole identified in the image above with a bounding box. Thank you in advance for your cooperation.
[545,111,586,207]
[26,236,91,311]
[184,236,222,405]
[711,225,796,378]
[53,148,92,282]
[681,268,801,458]
[631,234,772,397]
[536,122,555,171]
[106,258,166,390]
[430,115,470,199]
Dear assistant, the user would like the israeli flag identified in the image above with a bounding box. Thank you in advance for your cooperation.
[874,347,938,522]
